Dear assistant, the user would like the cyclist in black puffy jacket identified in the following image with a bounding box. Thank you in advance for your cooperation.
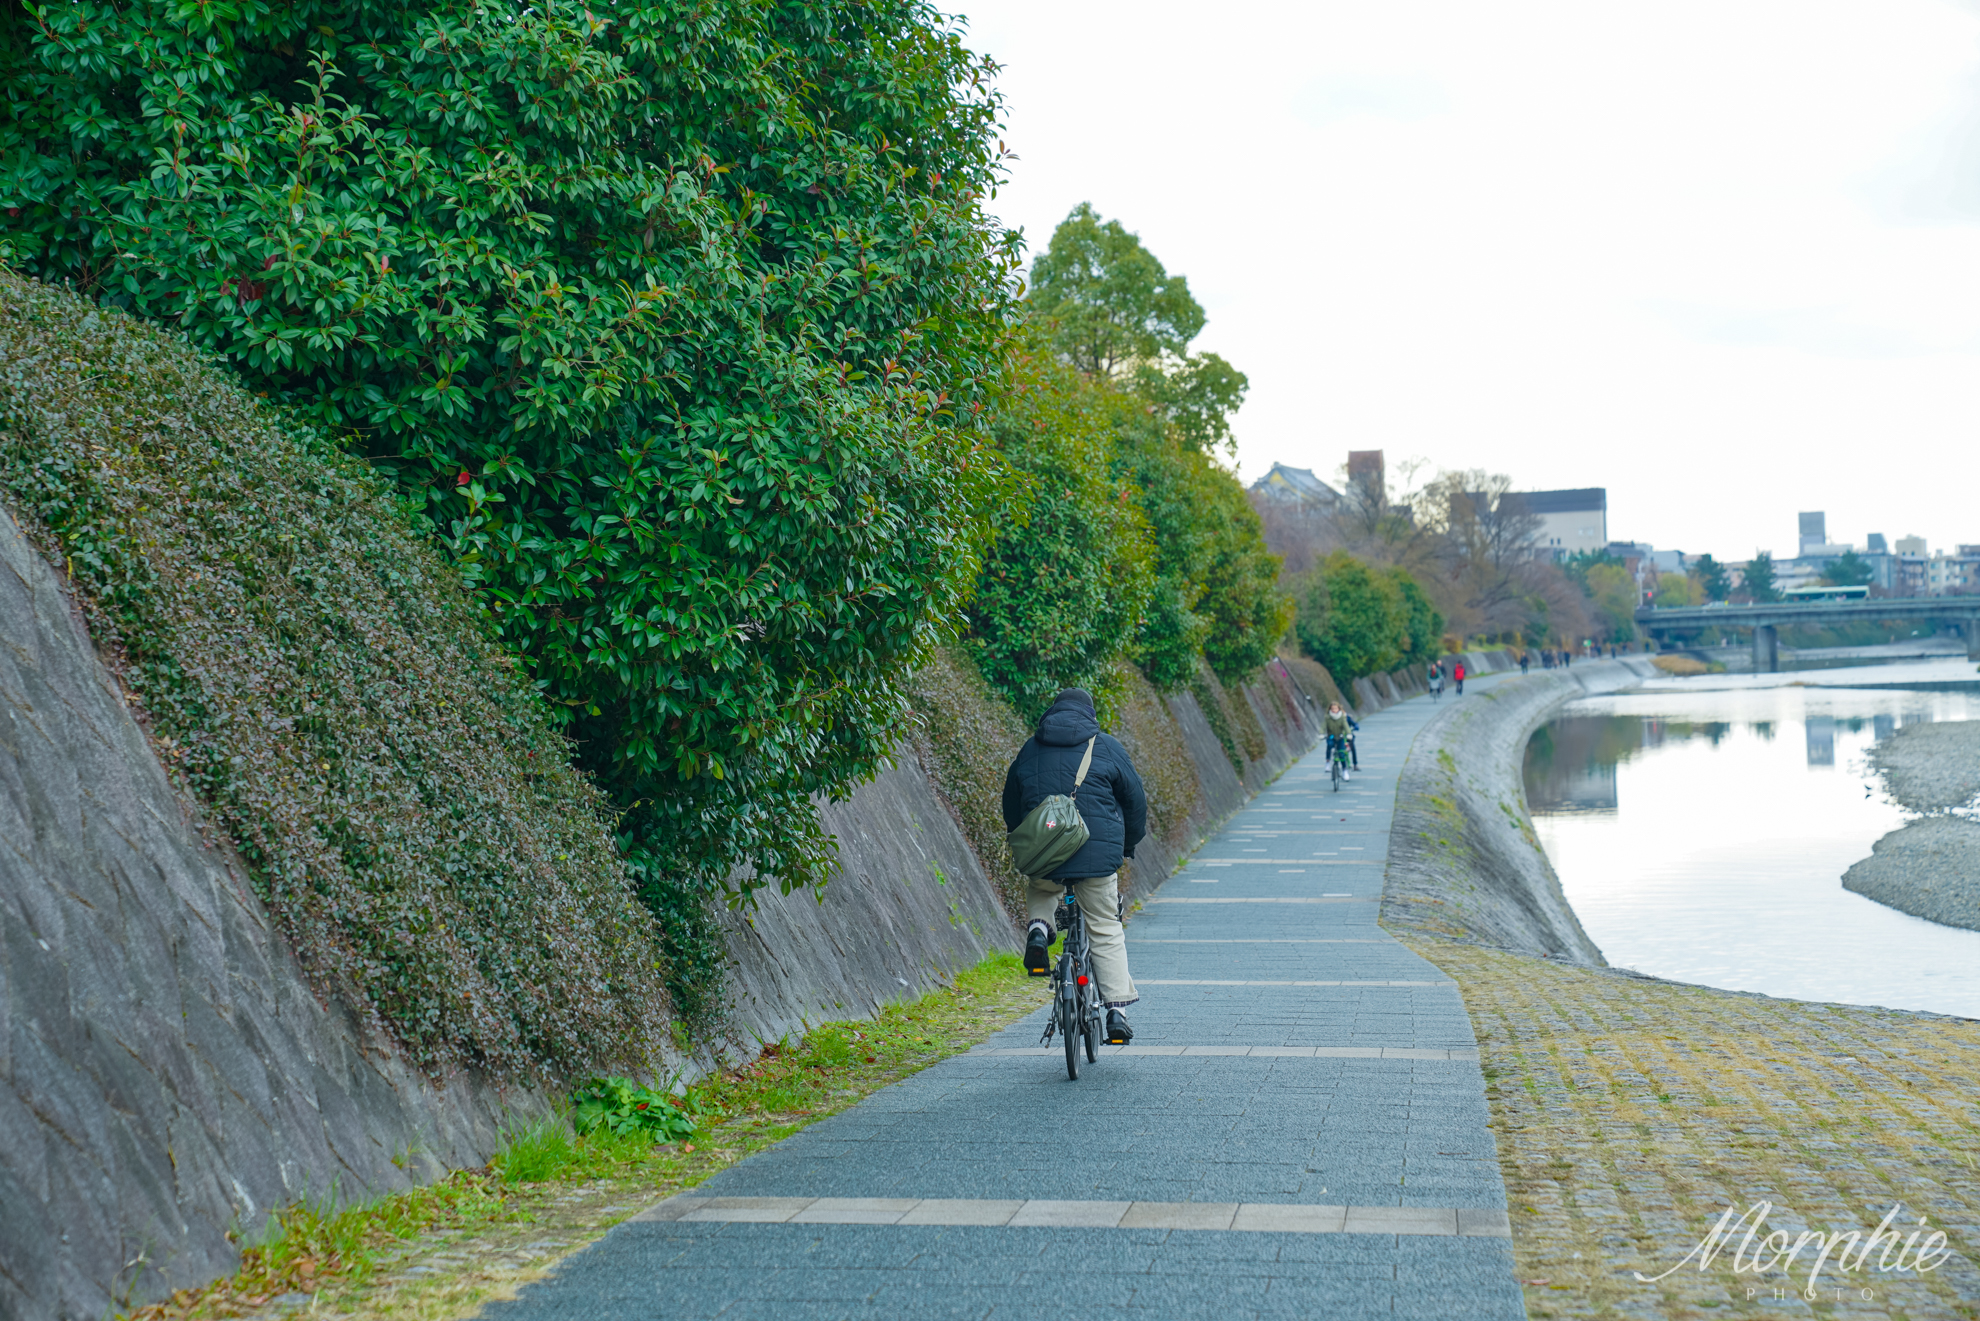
[1001,687,1147,1045]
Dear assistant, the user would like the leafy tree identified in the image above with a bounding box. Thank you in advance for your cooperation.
[1294,552,1406,686]
[1654,571,1700,608]
[967,350,1154,719]
[1692,554,1732,602]
[1197,477,1294,683]
[4,0,1022,1009]
[1823,549,1873,587]
[1027,203,1247,455]
[995,203,1285,701]
[1743,552,1781,603]
[1582,563,1641,643]
[1390,570,1445,666]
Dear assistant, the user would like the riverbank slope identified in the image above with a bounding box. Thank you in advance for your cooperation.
[1380,659,1653,963]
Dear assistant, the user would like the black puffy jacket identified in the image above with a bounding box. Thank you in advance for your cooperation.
[1001,693,1148,880]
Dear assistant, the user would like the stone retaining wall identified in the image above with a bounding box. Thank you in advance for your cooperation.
[0,509,534,1321]
[1380,659,1653,962]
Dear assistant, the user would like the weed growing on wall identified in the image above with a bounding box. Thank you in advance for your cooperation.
[0,272,671,1080]
[908,646,1032,917]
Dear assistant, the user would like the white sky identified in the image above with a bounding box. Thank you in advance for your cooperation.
[956,0,1980,563]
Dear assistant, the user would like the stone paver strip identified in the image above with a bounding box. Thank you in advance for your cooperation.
[634,1195,1510,1236]
[965,1044,1481,1059]
[483,672,1527,1319]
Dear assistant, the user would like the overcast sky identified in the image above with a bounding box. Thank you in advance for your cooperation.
[956,0,1980,563]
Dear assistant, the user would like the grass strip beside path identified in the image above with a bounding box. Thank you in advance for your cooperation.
[128,953,1048,1321]
[1404,935,1980,1320]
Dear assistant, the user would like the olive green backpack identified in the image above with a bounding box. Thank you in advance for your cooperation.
[1006,737,1096,879]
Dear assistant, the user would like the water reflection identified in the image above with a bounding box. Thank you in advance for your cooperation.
[1525,688,1980,1017]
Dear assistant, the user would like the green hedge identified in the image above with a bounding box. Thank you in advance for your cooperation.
[0,272,671,1081]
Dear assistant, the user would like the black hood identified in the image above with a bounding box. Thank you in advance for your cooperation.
[1036,692,1100,747]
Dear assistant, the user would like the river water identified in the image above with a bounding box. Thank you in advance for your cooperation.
[1524,686,1980,1018]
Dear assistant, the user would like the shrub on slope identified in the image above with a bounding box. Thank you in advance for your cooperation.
[0,271,672,1082]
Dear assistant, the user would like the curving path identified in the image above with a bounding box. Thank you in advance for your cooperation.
[484,675,1527,1320]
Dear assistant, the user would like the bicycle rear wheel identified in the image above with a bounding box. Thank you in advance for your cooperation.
[1084,981,1100,1063]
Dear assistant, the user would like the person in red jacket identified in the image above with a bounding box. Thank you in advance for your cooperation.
[1454,660,1466,695]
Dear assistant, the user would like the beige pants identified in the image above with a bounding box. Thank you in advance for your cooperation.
[1026,872,1137,1006]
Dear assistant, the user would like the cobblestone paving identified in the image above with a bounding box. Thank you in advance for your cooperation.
[1404,937,1980,1320]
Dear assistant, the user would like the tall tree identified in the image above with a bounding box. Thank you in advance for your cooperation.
[989,204,1287,699]
[1692,554,1733,602]
[1742,552,1781,603]
[1027,203,1248,456]
[1823,549,1873,588]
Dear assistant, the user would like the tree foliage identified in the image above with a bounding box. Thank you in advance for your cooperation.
[1026,202,1247,455]
[1742,552,1781,603]
[1291,552,1439,688]
[1692,553,1732,602]
[4,0,1024,1010]
[1823,549,1873,588]
[968,205,1286,715]
[966,347,1154,720]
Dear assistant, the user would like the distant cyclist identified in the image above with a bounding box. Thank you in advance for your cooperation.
[1428,661,1444,699]
[1324,701,1359,777]
[1002,687,1144,1045]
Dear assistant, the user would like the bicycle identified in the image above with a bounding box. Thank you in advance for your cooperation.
[1429,674,1443,702]
[1328,735,1353,791]
[1038,882,1104,1080]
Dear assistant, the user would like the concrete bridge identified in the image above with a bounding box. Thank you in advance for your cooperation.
[1636,598,1980,671]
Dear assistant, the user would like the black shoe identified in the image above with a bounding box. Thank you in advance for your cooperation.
[1105,1010,1133,1044]
[1024,925,1051,977]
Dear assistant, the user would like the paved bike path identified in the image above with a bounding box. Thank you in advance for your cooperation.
[484,677,1527,1320]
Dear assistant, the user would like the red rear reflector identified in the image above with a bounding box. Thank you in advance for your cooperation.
[1076,975,1088,985]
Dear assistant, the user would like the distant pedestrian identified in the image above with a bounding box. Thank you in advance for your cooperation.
[1519,651,1530,675]
[1453,660,1465,696]
[1564,648,1572,668]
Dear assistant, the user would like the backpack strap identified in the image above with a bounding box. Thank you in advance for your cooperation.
[1071,736,1096,796]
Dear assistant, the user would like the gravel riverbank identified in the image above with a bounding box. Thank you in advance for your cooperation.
[1844,721,1980,932]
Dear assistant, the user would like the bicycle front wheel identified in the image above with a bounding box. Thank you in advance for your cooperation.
[1332,759,1342,791]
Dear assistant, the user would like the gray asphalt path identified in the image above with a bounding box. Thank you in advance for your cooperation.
[483,675,1527,1320]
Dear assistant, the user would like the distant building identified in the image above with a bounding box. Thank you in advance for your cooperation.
[1507,488,1607,559]
[1346,450,1385,493]
[1250,463,1341,510]
[1896,534,1927,556]
[1866,533,1888,554]
[1927,549,1980,595]
[1798,511,1827,556]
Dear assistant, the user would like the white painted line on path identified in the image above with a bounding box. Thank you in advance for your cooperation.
[633,1196,1510,1238]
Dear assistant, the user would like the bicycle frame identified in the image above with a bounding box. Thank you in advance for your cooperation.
[1038,884,1103,1079]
